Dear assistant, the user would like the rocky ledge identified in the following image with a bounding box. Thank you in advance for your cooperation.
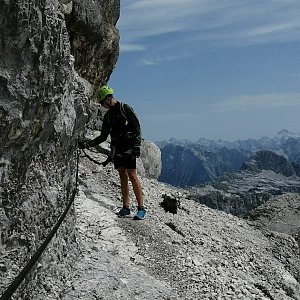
[52,149,300,300]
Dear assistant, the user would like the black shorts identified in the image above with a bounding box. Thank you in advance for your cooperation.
[113,153,136,170]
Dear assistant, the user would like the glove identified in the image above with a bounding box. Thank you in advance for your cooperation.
[125,132,136,139]
[78,140,87,149]
[133,146,140,158]
[78,139,92,149]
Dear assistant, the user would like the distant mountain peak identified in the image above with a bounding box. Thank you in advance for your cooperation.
[241,150,296,177]
[276,129,300,140]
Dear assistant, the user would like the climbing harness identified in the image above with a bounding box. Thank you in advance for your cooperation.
[0,150,81,300]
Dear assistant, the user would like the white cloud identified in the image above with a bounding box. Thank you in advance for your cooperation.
[247,21,300,37]
[291,72,300,78]
[144,93,300,122]
[139,53,190,66]
[120,43,146,52]
[118,0,300,52]
[210,93,300,112]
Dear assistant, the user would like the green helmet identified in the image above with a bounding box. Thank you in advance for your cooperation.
[97,85,114,102]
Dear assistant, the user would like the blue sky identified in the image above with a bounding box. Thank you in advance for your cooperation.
[109,0,300,142]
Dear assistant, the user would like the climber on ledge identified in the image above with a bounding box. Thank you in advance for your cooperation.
[79,85,146,220]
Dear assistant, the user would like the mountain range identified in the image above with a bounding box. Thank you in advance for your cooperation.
[157,129,300,187]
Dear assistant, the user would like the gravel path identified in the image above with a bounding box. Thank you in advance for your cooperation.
[61,154,300,300]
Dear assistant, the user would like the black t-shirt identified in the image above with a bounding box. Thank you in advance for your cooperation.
[93,101,141,153]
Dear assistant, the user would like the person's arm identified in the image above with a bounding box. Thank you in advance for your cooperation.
[124,103,142,147]
[123,104,142,156]
[88,113,111,147]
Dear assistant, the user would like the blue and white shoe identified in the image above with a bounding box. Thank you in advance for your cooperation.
[134,208,146,220]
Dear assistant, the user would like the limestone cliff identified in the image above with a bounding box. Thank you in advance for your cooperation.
[0,0,119,298]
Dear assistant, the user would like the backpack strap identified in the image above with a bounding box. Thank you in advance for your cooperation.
[120,102,129,124]
[118,102,142,147]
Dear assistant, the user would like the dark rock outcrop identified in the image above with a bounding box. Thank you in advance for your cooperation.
[241,150,297,177]
[189,188,273,216]
[159,143,247,187]
[0,0,119,298]
[63,0,120,86]
[246,193,300,241]
[282,137,300,165]
[159,144,213,186]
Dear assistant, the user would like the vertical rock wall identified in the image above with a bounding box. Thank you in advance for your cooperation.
[0,0,119,298]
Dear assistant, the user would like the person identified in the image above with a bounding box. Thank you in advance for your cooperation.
[79,85,146,220]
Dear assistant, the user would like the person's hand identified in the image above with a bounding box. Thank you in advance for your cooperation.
[78,139,91,149]
[125,132,136,139]
[78,140,86,149]
[133,146,140,158]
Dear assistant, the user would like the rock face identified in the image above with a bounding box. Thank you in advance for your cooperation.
[64,0,120,86]
[246,193,300,242]
[0,0,119,298]
[241,150,298,177]
[159,143,247,186]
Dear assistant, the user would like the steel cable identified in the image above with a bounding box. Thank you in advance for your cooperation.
[0,150,80,300]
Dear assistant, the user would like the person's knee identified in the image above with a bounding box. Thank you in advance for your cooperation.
[127,170,138,182]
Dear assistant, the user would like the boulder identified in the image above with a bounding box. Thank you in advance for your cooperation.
[141,140,161,179]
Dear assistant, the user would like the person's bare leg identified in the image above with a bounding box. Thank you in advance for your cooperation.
[127,169,143,207]
[118,168,130,207]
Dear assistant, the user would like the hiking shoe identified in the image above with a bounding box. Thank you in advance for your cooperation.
[134,208,146,220]
[118,207,131,218]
